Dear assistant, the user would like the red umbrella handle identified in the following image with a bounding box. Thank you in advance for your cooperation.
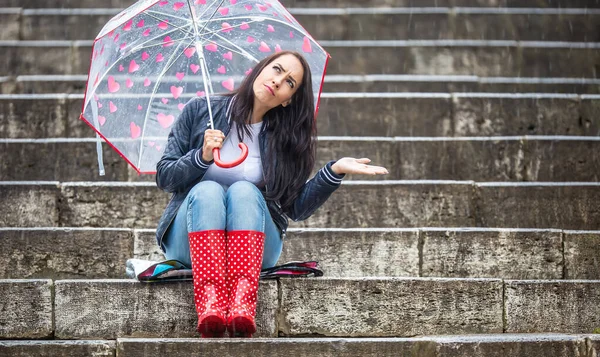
[213,143,248,168]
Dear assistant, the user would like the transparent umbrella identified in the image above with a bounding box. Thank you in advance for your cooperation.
[81,0,330,174]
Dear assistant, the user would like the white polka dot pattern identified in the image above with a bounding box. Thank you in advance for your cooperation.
[188,230,227,338]
[225,230,265,338]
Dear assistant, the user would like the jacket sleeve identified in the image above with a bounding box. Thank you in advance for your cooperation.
[156,98,212,193]
[285,160,345,221]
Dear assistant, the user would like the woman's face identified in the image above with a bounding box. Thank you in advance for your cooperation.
[252,54,304,110]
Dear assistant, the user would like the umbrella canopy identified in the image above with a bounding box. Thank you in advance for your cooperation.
[81,0,329,174]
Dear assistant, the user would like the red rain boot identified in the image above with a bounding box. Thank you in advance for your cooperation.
[189,230,228,338]
[225,230,265,337]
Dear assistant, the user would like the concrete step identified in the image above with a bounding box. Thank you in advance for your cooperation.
[3,278,600,338]
[113,335,600,356]
[2,40,599,78]
[3,8,599,42]
[2,335,600,357]
[4,75,600,95]
[2,0,599,8]
[1,227,598,280]
[2,94,599,138]
[1,181,599,229]
[0,340,115,357]
[1,137,599,182]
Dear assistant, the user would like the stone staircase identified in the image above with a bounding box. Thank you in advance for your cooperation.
[1,0,600,356]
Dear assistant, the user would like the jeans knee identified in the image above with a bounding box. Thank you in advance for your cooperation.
[226,181,262,206]
[188,180,225,205]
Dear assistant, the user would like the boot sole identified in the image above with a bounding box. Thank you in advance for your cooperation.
[198,314,227,338]
[227,315,256,338]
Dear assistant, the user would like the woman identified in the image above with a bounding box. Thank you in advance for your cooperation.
[155,51,388,338]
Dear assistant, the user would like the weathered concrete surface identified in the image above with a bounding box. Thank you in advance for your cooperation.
[0,183,59,227]
[278,229,420,277]
[453,96,588,137]
[279,278,503,336]
[394,139,525,181]
[0,96,67,138]
[476,184,600,230]
[0,279,53,339]
[295,182,477,229]
[0,340,115,356]
[434,334,588,357]
[5,138,600,182]
[0,11,20,41]
[3,76,87,94]
[20,13,113,41]
[580,97,600,137]
[564,231,600,280]
[505,280,600,333]
[323,80,600,95]
[134,229,165,262]
[6,77,600,95]
[5,182,600,229]
[117,338,433,357]
[325,45,600,77]
[4,95,599,137]
[58,183,170,228]
[54,279,278,338]
[589,335,600,355]
[0,141,130,181]
[7,43,597,77]
[1,43,74,75]
[0,228,134,279]
[421,229,563,279]
[523,139,600,182]
[115,335,597,357]
[449,13,600,42]
[16,12,600,42]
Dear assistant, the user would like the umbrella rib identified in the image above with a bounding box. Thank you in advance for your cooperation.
[201,14,308,38]
[136,38,191,169]
[121,23,194,55]
[196,0,226,37]
[192,18,262,39]
[204,32,260,62]
[144,11,195,36]
[132,32,195,52]
[146,9,191,23]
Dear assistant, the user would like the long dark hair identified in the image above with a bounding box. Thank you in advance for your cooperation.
[226,51,316,212]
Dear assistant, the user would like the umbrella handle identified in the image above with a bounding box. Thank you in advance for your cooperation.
[213,143,248,168]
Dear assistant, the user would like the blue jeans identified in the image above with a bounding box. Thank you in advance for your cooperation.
[163,180,283,270]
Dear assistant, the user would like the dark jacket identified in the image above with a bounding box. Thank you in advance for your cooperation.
[155,95,345,251]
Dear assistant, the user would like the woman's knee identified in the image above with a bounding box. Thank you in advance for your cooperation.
[226,181,263,206]
[188,180,225,204]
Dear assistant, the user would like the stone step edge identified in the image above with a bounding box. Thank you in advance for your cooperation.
[5,74,600,85]
[7,277,600,284]
[3,135,600,143]
[3,92,600,100]
[0,333,598,343]
[2,39,600,48]
[3,7,600,15]
[3,180,600,187]
[3,226,599,234]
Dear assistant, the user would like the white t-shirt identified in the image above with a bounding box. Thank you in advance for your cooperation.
[202,121,265,188]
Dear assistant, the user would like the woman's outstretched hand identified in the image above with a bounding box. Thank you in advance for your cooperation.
[330,157,389,176]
